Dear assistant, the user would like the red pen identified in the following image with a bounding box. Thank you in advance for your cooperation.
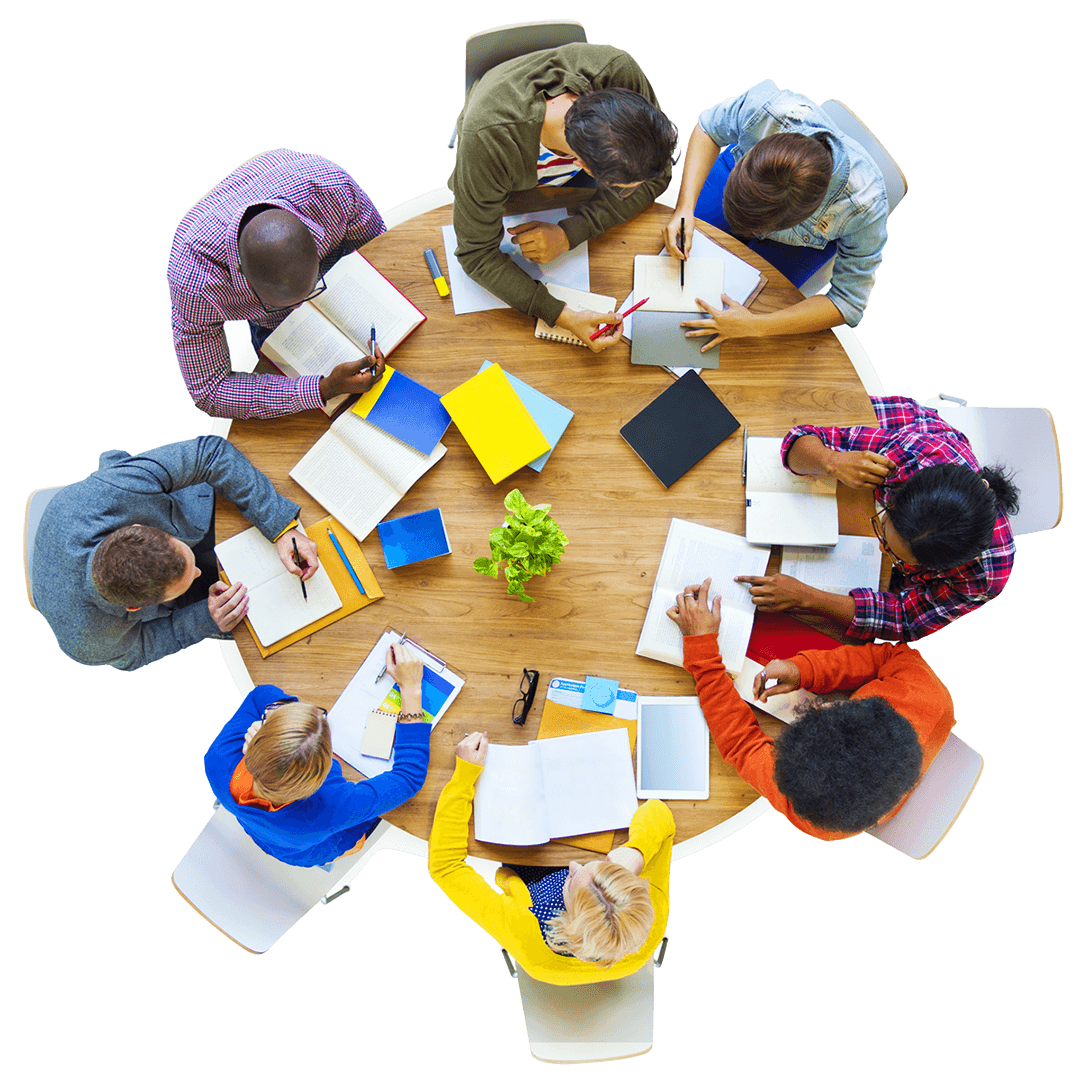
[589,296,650,341]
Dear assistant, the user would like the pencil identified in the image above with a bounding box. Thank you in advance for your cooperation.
[590,296,651,341]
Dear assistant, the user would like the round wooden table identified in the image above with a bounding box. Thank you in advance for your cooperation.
[218,200,876,863]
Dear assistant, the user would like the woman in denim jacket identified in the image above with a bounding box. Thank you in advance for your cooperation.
[663,80,889,348]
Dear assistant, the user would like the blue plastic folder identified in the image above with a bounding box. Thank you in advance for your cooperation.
[478,361,574,471]
[376,508,451,569]
[351,366,452,456]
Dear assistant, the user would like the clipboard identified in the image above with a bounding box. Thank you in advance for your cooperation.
[221,516,384,658]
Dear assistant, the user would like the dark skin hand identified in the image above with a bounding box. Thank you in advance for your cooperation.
[320,342,386,402]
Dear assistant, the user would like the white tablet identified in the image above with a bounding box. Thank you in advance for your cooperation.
[635,696,711,800]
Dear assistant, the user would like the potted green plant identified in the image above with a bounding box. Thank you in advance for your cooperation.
[473,489,568,603]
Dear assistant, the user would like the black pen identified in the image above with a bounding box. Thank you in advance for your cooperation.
[679,217,685,291]
[365,326,378,375]
[741,426,749,486]
[292,537,308,601]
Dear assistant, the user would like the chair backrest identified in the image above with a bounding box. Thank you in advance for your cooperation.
[171,805,365,953]
[464,22,587,93]
[935,406,1062,535]
[24,487,63,610]
[511,958,654,1063]
[820,99,908,213]
[868,732,983,859]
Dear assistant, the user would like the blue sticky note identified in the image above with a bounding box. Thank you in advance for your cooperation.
[583,676,619,715]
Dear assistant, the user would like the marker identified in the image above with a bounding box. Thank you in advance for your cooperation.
[291,537,308,601]
[424,247,450,297]
[590,296,650,341]
[327,523,364,595]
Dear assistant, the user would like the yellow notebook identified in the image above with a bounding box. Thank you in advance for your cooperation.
[440,363,551,483]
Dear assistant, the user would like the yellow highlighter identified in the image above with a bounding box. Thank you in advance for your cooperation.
[424,246,450,298]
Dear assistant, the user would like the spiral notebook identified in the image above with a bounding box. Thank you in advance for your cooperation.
[534,284,617,347]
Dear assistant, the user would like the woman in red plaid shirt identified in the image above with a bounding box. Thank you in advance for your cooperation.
[736,397,1020,641]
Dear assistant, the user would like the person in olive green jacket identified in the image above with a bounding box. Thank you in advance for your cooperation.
[448,43,677,352]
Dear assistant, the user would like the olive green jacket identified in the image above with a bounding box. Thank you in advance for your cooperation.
[448,44,671,326]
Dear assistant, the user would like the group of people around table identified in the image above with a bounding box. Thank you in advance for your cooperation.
[31,44,1020,984]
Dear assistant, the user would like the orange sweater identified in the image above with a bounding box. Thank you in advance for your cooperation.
[681,635,955,840]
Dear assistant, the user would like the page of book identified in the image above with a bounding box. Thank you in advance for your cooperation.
[636,519,770,672]
[473,743,551,846]
[781,534,883,594]
[290,411,446,540]
[634,254,724,312]
[314,253,419,352]
[263,304,364,377]
[746,437,836,495]
[215,525,342,646]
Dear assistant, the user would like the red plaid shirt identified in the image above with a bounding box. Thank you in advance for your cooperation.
[168,149,385,419]
[781,397,1016,641]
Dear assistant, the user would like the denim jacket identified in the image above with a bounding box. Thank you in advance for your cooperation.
[698,80,889,325]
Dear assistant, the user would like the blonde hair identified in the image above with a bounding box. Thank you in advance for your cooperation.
[545,862,655,968]
[244,702,332,805]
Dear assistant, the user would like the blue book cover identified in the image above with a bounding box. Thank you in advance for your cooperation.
[377,508,451,569]
[478,360,573,471]
[355,367,452,456]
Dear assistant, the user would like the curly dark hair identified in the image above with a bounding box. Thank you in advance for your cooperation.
[772,696,923,834]
[888,463,1020,570]
[91,524,188,607]
[563,88,678,187]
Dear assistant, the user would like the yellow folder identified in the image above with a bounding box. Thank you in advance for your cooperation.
[440,363,550,483]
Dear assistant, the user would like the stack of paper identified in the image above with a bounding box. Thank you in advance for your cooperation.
[477,361,573,471]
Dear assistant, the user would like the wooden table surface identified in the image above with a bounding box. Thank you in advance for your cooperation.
[218,201,877,864]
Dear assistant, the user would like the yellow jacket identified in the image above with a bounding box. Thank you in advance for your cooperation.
[428,757,675,985]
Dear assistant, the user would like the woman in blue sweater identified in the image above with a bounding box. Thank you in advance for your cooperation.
[204,644,430,866]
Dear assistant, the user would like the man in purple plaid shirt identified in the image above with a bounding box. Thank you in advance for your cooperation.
[735,397,1019,641]
[168,149,386,419]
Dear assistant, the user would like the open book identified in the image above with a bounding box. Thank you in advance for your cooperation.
[636,518,770,673]
[290,409,446,541]
[260,252,426,415]
[781,534,883,595]
[214,525,342,647]
[473,728,639,846]
[745,436,838,546]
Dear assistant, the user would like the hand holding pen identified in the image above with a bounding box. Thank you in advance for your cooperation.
[589,296,651,341]
[318,341,386,402]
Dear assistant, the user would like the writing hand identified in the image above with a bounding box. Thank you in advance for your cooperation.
[320,343,386,402]
[385,642,424,696]
[507,221,570,264]
[666,577,722,636]
[752,659,802,702]
[456,731,489,766]
[208,579,248,632]
[276,528,320,581]
[663,210,695,260]
[556,307,624,352]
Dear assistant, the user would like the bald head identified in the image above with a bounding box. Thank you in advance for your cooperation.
[238,208,319,307]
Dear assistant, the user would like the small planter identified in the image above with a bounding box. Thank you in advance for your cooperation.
[473,489,567,603]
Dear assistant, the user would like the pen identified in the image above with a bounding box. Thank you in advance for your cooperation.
[741,426,749,486]
[679,218,685,291]
[292,537,308,601]
[327,523,365,595]
[590,296,650,341]
[424,247,450,297]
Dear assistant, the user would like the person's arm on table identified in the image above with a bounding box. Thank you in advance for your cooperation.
[785,434,895,489]
[682,293,846,351]
[734,573,858,635]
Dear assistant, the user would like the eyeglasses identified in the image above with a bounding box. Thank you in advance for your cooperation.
[870,509,904,563]
[512,668,539,725]
[247,274,326,313]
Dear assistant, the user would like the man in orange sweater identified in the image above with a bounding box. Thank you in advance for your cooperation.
[668,579,955,840]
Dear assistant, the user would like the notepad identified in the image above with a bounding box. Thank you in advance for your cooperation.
[477,361,573,471]
[633,254,724,312]
[376,508,451,569]
[351,366,452,456]
[745,435,839,546]
[534,283,618,347]
[620,370,740,487]
[441,363,551,483]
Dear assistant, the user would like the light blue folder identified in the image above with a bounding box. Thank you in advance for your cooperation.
[477,361,574,471]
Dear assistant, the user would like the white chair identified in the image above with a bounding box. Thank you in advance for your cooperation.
[448,21,588,148]
[23,487,63,610]
[867,733,983,859]
[800,99,908,297]
[501,938,668,1063]
[172,808,419,953]
[926,398,1062,535]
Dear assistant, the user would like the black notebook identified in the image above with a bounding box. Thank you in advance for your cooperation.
[619,371,740,487]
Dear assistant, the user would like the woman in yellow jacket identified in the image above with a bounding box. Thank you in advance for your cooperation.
[428,731,675,985]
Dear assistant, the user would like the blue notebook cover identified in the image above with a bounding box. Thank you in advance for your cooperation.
[377,508,451,569]
[362,369,452,456]
[478,360,573,471]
